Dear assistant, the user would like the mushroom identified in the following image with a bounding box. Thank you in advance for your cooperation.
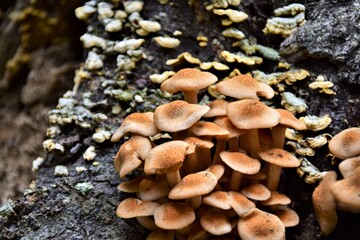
[312,171,338,235]
[331,166,360,213]
[154,203,196,230]
[241,183,271,202]
[111,112,159,142]
[203,99,229,118]
[227,99,280,158]
[160,68,218,104]
[258,148,300,191]
[237,208,285,240]
[338,156,360,178]
[116,197,160,230]
[138,178,171,201]
[144,140,189,187]
[215,74,274,100]
[169,171,219,209]
[117,176,143,193]
[259,191,291,211]
[200,213,232,235]
[147,229,175,240]
[114,135,152,178]
[153,100,210,138]
[228,191,256,217]
[329,127,360,159]
[202,191,231,210]
[220,151,261,191]
[271,109,306,148]
[274,207,300,227]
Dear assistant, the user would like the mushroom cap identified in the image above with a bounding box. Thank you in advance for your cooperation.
[329,127,360,159]
[276,109,307,130]
[227,99,280,129]
[160,68,218,93]
[114,135,152,178]
[138,178,171,201]
[241,183,271,201]
[144,140,189,175]
[215,74,274,100]
[258,148,300,168]
[213,116,247,138]
[204,164,225,180]
[116,197,160,218]
[154,100,210,132]
[312,171,338,235]
[200,213,232,235]
[228,191,256,217]
[117,176,143,193]
[111,112,159,142]
[188,121,229,139]
[202,191,231,210]
[339,156,360,178]
[274,207,300,227]
[203,99,229,118]
[220,151,261,174]
[168,171,218,199]
[260,191,291,207]
[182,136,214,154]
[237,208,285,240]
[331,166,360,213]
[154,203,196,230]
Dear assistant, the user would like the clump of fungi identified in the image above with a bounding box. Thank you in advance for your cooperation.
[112,68,308,239]
[312,127,360,235]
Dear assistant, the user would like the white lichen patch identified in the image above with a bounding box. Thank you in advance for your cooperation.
[83,146,96,161]
[92,128,112,143]
[54,165,69,177]
[80,33,107,50]
[222,27,245,40]
[309,75,336,94]
[74,182,94,195]
[124,1,144,14]
[281,92,308,114]
[32,157,45,172]
[97,2,114,19]
[138,20,161,32]
[104,18,123,32]
[75,5,96,20]
[274,3,305,16]
[150,71,176,84]
[75,166,87,173]
[221,51,263,65]
[153,36,180,48]
[43,139,64,153]
[285,128,304,142]
[263,11,306,38]
[300,133,332,148]
[299,115,332,131]
[286,141,315,156]
[297,157,327,184]
[166,52,201,66]
[46,126,61,138]
[200,61,229,71]
[213,9,248,23]
[113,38,145,53]
[85,51,103,70]
[116,54,136,71]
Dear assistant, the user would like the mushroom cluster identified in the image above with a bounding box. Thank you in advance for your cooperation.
[112,68,306,239]
[313,127,360,235]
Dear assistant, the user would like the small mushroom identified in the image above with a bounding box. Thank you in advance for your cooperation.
[161,68,218,104]
[228,191,256,217]
[202,191,231,210]
[312,171,338,235]
[328,127,360,159]
[339,156,360,178]
[154,203,196,230]
[200,213,232,235]
[274,207,300,227]
[241,184,271,201]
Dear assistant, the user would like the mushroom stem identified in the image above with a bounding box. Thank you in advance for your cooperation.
[183,90,198,104]
[230,171,243,191]
[187,196,202,209]
[185,153,198,174]
[266,164,282,191]
[271,125,287,148]
[228,137,239,152]
[198,148,212,171]
[167,170,181,187]
[214,139,227,164]
[247,129,261,159]
[136,216,157,230]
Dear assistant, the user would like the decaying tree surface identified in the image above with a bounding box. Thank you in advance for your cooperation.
[0,0,359,239]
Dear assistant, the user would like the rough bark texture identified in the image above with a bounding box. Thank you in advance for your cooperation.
[1,0,359,239]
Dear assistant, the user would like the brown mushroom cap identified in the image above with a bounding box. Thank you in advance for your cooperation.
[188,121,229,139]
[331,166,360,213]
[260,191,291,207]
[200,213,232,235]
[117,176,143,193]
[111,112,159,142]
[114,135,152,178]
[168,171,218,199]
[204,164,225,180]
[154,100,210,132]
[202,191,231,210]
[339,156,360,178]
[182,136,214,154]
[237,208,285,240]
[203,99,229,118]
[144,140,189,175]
[215,74,274,100]
[276,109,307,130]
[154,203,196,230]
[116,197,160,218]
[274,207,300,227]
[228,191,256,217]
[258,148,300,168]
[241,183,271,201]
[312,171,338,235]
[213,116,247,138]
[227,99,280,129]
[329,127,360,159]
[138,178,171,201]
[161,68,218,93]
[220,151,261,174]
